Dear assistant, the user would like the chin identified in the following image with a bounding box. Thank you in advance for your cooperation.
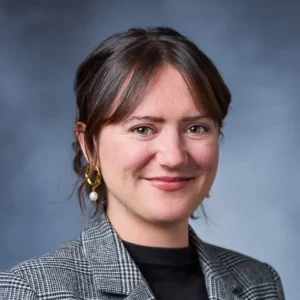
[143,202,194,226]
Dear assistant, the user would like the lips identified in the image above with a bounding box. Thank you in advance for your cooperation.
[144,176,193,191]
[147,176,190,181]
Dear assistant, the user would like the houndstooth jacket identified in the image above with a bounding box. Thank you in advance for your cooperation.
[0,206,285,300]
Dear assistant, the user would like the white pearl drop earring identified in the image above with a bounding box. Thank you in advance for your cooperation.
[84,164,102,202]
[89,191,99,201]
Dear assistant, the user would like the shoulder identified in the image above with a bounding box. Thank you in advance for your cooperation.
[204,240,275,275]
[0,271,37,299]
[203,241,285,298]
[0,237,94,299]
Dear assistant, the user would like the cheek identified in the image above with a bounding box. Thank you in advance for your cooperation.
[191,140,219,171]
[98,132,152,178]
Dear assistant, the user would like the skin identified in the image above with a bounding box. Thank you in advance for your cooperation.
[77,64,219,248]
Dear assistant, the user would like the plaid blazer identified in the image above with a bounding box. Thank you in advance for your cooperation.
[0,207,285,300]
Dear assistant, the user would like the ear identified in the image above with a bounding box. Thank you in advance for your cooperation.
[75,122,89,162]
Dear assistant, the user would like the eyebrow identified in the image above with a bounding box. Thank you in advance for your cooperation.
[122,115,210,124]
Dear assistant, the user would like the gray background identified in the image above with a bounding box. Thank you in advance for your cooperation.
[0,0,299,298]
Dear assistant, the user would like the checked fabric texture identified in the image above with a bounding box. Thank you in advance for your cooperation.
[0,205,285,299]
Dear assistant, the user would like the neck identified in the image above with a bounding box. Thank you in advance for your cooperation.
[106,200,189,248]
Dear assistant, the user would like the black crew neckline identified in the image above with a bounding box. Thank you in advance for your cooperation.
[122,240,199,266]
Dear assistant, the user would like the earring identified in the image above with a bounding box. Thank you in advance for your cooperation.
[85,164,102,201]
[207,190,211,198]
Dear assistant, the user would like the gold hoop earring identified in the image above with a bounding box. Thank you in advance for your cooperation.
[85,164,102,201]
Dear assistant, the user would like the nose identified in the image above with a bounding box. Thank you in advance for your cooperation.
[155,130,187,169]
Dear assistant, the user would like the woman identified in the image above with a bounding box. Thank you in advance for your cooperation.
[0,27,285,300]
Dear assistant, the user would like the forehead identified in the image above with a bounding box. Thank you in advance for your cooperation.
[131,65,204,116]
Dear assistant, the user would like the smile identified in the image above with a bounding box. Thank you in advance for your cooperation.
[144,177,193,191]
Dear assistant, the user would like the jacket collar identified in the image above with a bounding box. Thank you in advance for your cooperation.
[82,205,244,300]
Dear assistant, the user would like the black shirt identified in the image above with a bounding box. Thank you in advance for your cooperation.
[122,240,209,300]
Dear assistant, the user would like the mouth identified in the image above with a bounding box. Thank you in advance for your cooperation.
[144,176,194,191]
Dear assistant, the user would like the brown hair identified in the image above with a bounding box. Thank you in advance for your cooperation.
[72,27,231,217]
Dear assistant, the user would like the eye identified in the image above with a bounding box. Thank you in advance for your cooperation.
[186,124,209,134]
[131,126,154,136]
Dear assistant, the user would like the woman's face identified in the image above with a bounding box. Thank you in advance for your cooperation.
[98,65,219,225]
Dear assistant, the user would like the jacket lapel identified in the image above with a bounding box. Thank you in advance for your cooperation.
[189,226,244,300]
[82,208,155,299]
[82,205,243,300]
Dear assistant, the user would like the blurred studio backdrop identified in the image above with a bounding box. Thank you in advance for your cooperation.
[0,1,299,298]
